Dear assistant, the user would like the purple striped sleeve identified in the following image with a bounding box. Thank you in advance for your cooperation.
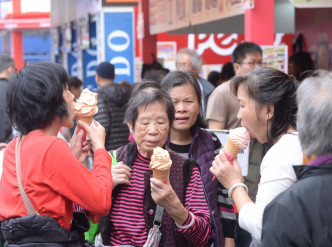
[176,166,212,246]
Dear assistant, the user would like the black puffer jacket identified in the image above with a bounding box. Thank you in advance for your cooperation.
[261,161,332,247]
[94,84,130,150]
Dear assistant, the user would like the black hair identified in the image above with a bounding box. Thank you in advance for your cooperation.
[232,42,263,64]
[220,62,235,81]
[0,54,14,73]
[160,71,206,128]
[125,81,175,130]
[6,62,69,135]
[143,69,169,83]
[207,71,221,87]
[231,66,298,147]
[68,76,83,90]
[289,51,315,82]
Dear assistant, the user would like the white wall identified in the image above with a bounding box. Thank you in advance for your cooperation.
[51,0,102,27]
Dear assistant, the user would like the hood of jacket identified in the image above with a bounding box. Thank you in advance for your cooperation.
[97,84,130,107]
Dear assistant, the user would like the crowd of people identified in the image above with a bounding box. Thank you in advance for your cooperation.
[0,41,331,247]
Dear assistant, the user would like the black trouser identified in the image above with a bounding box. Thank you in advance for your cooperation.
[235,214,252,247]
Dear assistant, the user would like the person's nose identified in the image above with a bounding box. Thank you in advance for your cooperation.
[237,108,242,121]
[147,122,158,134]
[176,101,186,112]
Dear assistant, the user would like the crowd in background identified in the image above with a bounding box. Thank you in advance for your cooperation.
[0,41,331,247]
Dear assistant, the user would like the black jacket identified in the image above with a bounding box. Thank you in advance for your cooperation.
[0,78,13,143]
[261,161,332,247]
[94,84,130,150]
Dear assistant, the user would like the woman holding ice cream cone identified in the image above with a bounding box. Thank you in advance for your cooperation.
[0,62,112,246]
[99,81,212,247]
[210,67,303,246]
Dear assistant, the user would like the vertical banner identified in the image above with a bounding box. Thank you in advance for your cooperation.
[82,46,98,91]
[104,9,135,83]
[68,51,78,77]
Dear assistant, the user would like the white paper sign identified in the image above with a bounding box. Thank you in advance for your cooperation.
[208,129,250,176]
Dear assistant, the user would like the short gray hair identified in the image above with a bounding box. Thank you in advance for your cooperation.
[0,54,14,73]
[297,70,332,157]
[176,48,203,73]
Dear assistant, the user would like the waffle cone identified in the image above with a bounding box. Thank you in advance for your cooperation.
[77,115,93,125]
[152,168,170,181]
[223,138,242,158]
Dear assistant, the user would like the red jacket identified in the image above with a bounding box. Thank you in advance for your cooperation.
[0,130,112,230]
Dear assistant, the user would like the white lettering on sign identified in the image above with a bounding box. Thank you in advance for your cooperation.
[107,29,131,77]
[107,30,130,52]
[188,33,239,56]
[110,56,130,76]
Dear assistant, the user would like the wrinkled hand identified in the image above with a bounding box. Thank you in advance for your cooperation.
[112,161,132,190]
[70,129,91,163]
[150,177,179,209]
[210,150,243,190]
[77,120,106,152]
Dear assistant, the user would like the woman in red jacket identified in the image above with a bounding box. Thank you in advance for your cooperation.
[0,62,113,246]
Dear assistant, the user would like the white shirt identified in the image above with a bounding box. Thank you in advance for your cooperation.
[239,133,303,243]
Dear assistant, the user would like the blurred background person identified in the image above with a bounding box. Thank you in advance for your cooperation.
[68,76,83,100]
[142,68,169,84]
[176,48,215,119]
[0,54,16,144]
[208,70,222,88]
[220,62,235,84]
[94,61,131,150]
[161,71,236,247]
[210,67,303,246]
[60,76,84,141]
[0,62,112,246]
[288,51,314,82]
[262,70,332,246]
[99,81,212,246]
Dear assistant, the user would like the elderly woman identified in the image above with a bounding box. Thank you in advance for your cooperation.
[100,81,211,246]
[0,62,112,246]
[210,67,303,246]
[161,71,236,247]
[261,70,332,246]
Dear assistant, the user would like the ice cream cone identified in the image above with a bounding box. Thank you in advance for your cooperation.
[223,138,243,159]
[152,168,170,182]
[150,147,172,182]
[77,115,93,125]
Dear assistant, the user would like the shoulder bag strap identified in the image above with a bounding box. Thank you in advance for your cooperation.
[15,136,39,215]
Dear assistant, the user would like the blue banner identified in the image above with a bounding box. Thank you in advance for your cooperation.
[104,11,134,84]
[68,52,78,77]
[82,45,98,91]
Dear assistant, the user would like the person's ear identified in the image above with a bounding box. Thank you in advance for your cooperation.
[127,122,133,133]
[266,105,274,120]
[233,63,241,75]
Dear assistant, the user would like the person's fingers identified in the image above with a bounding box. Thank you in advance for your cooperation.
[150,177,167,189]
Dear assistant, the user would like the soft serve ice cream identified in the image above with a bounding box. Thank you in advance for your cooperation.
[150,147,172,181]
[223,127,250,161]
[74,88,98,124]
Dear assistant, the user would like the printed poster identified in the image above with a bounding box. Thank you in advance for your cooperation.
[262,45,288,74]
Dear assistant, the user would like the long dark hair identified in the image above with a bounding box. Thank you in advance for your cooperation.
[232,67,298,146]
